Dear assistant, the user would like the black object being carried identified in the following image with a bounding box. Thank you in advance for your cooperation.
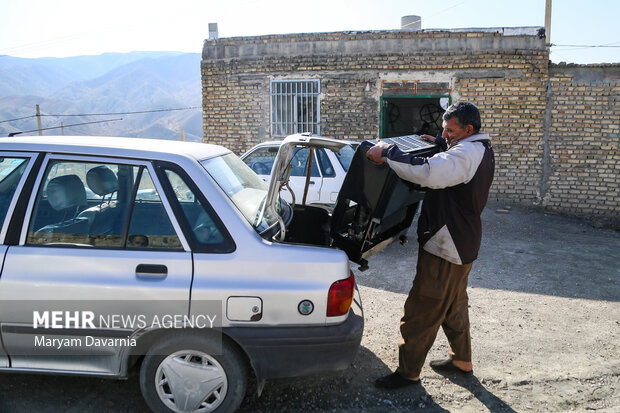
[330,139,439,270]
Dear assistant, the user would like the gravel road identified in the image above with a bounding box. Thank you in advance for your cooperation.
[1,201,618,412]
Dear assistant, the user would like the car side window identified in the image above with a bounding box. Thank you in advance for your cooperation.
[243,147,277,175]
[28,160,129,247]
[126,168,182,250]
[161,168,233,253]
[0,157,29,228]
[316,148,335,177]
[26,160,182,250]
[290,147,320,177]
[335,144,357,172]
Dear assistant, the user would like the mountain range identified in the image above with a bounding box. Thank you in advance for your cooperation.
[0,52,202,141]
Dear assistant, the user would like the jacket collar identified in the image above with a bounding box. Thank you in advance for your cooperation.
[449,132,490,148]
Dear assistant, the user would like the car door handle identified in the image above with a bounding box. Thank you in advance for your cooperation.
[136,264,168,280]
[309,181,315,185]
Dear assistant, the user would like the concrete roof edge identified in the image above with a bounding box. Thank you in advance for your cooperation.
[202,29,547,61]
[202,26,545,46]
[551,62,620,68]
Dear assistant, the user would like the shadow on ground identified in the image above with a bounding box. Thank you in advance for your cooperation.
[238,345,449,412]
[356,202,619,302]
[0,368,148,413]
[0,345,519,413]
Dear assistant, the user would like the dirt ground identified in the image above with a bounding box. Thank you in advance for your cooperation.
[0,201,618,412]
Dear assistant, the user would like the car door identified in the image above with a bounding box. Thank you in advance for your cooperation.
[0,154,193,374]
[0,152,39,368]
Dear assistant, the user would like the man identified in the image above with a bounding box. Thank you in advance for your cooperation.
[366,102,495,389]
[128,234,149,248]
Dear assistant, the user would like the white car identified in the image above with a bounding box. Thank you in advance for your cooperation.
[241,139,358,206]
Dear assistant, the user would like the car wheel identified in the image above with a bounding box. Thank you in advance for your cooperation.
[139,333,248,413]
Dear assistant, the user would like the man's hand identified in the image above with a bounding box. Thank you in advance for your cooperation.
[420,134,436,143]
[366,140,390,164]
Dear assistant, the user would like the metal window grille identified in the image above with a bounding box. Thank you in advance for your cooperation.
[270,80,320,137]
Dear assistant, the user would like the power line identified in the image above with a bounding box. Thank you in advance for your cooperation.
[0,25,122,56]
[41,106,200,117]
[0,114,37,124]
[552,41,620,49]
[7,118,123,137]
[0,106,200,124]
[402,0,467,29]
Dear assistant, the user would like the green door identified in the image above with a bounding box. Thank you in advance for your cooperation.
[379,94,451,139]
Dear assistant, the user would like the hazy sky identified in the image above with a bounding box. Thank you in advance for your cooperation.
[1,0,618,64]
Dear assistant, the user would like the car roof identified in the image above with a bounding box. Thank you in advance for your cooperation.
[241,135,358,158]
[0,136,229,161]
[252,138,358,147]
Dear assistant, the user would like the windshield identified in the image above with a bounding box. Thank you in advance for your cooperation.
[201,154,281,232]
[335,144,358,171]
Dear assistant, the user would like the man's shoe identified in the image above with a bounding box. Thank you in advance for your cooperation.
[429,359,473,376]
[375,372,421,389]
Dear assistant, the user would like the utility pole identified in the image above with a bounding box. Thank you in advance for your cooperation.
[179,125,186,141]
[36,104,42,136]
[61,122,64,136]
[545,0,552,45]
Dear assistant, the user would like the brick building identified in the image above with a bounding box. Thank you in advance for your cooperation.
[201,29,619,223]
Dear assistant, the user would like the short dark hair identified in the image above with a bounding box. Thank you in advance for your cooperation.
[129,234,149,246]
[443,102,481,133]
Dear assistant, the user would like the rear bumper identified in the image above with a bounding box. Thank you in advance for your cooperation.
[224,294,364,380]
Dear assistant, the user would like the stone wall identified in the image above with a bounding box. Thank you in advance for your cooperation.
[202,30,619,222]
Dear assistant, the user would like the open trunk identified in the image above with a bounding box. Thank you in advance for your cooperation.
[272,138,438,270]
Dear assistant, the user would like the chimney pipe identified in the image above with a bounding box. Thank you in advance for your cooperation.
[401,15,421,30]
[208,23,219,40]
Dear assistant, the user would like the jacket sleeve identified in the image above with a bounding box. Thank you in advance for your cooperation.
[384,142,486,189]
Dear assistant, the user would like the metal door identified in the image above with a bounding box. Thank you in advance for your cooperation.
[0,155,192,375]
[0,152,39,368]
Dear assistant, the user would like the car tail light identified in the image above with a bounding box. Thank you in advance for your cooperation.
[326,271,355,317]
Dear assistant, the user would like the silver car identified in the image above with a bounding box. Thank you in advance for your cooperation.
[0,135,364,413]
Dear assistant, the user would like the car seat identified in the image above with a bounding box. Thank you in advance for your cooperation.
[78,166,121,235]
[36,174,89,235]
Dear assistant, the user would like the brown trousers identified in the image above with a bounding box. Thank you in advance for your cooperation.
[397,248,473,379]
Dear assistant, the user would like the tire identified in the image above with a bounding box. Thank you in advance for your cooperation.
[139,332,248,413]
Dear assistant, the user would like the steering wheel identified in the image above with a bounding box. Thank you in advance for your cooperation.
[251,162,269,175]
[419,103,444,129]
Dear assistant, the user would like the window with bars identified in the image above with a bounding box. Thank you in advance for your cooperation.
[270,80,320,137]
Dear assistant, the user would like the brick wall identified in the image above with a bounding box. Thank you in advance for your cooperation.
[201,60,269,151]
[453,53,549,205]
[543,65,620,221]
[202,30,619,222]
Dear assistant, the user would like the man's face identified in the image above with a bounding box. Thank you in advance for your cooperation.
[441,117,475,145]
[131,236,147,247]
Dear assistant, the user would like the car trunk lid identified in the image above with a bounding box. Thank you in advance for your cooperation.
[263,134,431,270]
